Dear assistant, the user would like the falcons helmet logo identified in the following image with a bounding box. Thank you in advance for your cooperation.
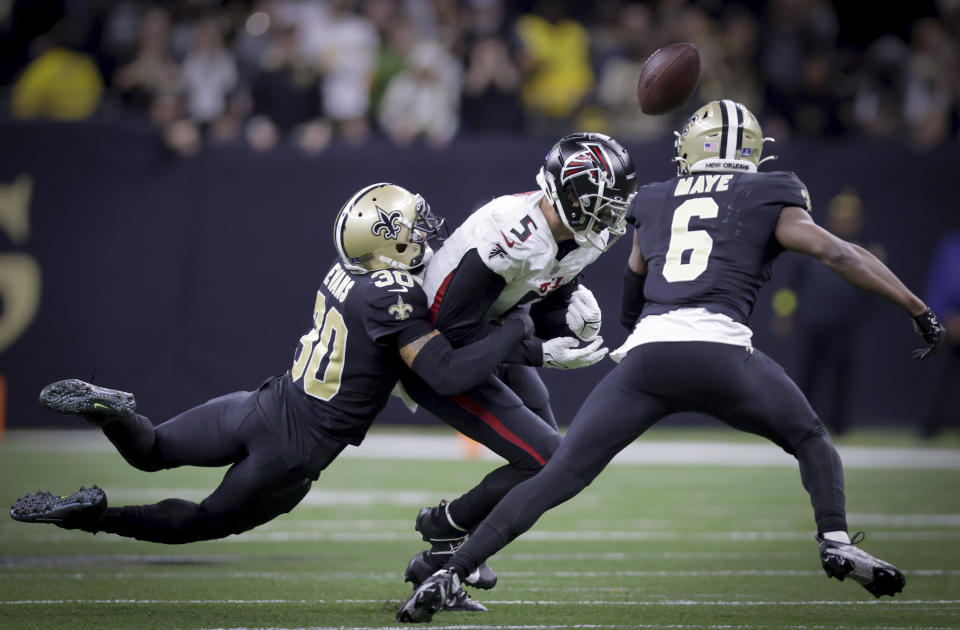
[560,142,616,188]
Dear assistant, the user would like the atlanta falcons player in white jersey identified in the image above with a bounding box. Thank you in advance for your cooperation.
[397,133,637,608]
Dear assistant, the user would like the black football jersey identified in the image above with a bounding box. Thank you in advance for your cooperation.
[277,261,434,445]
[631,170,809,324]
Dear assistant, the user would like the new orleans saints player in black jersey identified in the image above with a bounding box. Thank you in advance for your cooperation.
[9,183,551,609]
[397,100,946,622]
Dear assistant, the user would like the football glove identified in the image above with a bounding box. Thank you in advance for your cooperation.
[542,336,607,369]
[565,285,602,341]
[912,308,945,360]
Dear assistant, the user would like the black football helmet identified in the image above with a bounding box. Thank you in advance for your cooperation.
[536,132,637,250]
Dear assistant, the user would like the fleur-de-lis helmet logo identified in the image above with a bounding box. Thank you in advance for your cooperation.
[371,206,404,240]
[388,295,413,321]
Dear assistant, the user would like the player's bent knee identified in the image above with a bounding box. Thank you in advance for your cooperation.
[787,424,833,457]
[152,499,229,543]
[116,451,167,473]
[510,432,562,476]
[207,477,313,538]
[540,431,562,461]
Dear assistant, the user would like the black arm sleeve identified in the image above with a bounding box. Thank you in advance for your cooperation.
[503,338,544,366]
[529,277,579,338]
[621,267,646,331]
[410,317,530,396]
[433,249,507,348]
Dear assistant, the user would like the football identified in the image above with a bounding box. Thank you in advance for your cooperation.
[637,42,701,115]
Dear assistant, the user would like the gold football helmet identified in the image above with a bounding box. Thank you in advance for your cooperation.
[673,100,776,175]
[333,183,444,273]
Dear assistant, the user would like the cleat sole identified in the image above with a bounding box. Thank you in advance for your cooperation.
[39,380,135,421]
[864,567,906,598]
[9,486,106,530]
[397,582,445,623]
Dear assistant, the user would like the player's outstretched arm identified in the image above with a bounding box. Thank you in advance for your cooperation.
[775,205,945,358]
[398,309,535,396]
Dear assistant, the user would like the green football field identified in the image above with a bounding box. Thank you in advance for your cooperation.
[1,426,958,630]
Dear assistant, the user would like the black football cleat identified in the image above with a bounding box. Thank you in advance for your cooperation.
[443,587,487,612]
[405,550,498,590]
[415,499,468,550]
[10,486,107,532]
[464,561,498,590]
[39,379,136,425]
[817,532,905,598]
[397,568,460,623]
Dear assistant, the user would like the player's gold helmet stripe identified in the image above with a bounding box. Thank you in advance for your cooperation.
[674,100,773,175]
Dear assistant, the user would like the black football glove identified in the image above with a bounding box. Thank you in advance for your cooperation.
[912,308,945,360]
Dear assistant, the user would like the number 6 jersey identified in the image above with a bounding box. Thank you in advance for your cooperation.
[613,170,809,358]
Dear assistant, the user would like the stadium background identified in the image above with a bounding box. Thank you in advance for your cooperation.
[0,0,958,433]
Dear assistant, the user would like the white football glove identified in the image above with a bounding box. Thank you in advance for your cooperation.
[565,285,602,341]
[542,336,608,370]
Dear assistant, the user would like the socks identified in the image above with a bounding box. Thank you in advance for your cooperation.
[822,530,851,544]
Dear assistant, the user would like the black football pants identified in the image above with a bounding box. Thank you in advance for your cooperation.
[447,341,847,578]
[401,366,562,531]
[94,390,342,543]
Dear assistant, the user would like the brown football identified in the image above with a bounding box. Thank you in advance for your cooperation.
[637,42,701,115]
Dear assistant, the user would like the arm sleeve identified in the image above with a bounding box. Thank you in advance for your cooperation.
[620,266,646,331]
[409,317,531,396]
[503,338,544,366]
[529,277,579,338]
[432,248,507,347]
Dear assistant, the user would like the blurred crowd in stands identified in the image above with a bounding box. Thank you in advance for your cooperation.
[1,0,958,155]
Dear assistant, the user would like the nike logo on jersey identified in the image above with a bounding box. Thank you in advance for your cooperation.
[93,403,110,410]
[500,231,515,247]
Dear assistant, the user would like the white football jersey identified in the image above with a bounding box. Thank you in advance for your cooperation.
[423,191,607,320]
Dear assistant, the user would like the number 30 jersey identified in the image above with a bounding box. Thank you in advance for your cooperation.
[633,170,810,325]
[423,191,606,319]
[277,261,433,445]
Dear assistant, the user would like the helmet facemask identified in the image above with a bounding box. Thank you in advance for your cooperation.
[402,196,446,271]
[538,133,637,251]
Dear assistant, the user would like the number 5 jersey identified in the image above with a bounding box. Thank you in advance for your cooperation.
[423,191,609,321]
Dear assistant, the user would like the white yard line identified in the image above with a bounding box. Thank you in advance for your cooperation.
[5,430,960,470]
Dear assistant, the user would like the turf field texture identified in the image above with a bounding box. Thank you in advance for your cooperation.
[1,426,958,630]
